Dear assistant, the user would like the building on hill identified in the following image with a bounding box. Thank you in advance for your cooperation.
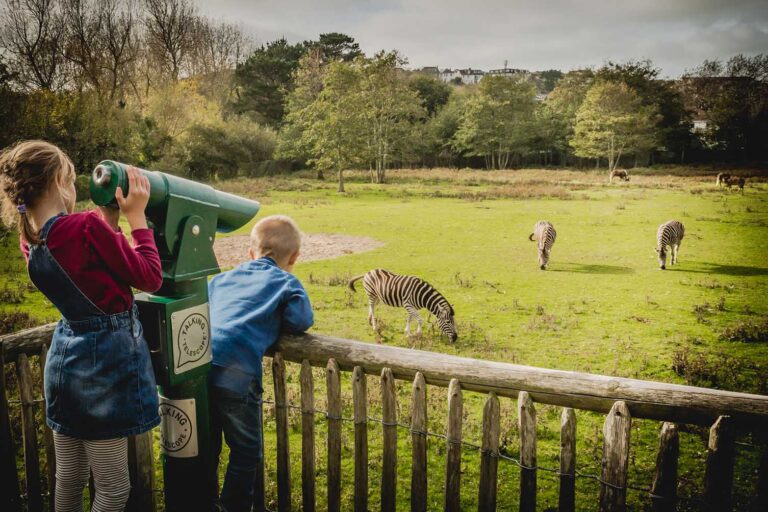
[440,68,485,85]
[487,67,528,80]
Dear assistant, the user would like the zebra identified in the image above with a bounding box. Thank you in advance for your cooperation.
[655,220,685,270]
[348,269,458,342]
[529,220,556,270]
[610,169,630,183]
[716,172,731,187]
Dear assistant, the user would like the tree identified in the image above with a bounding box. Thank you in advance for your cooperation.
[143,0,196,81]
[537,69,563,93]
[545,69,595,165]
[358,51,425,182]
[0,0,68,90]
[409,75,451,116]
[571,81,659,172]
[453,75,537,169]
[303,61,366,192]
[682,54,768,161]
[596,59,690,163]
[276,48,324,173]
[230,38,306,126]
[309,32,361,62]
[61,0,138,102]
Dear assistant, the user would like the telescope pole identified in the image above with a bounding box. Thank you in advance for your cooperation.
[138,278,216,511]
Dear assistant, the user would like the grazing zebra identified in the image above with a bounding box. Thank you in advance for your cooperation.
[610,169,630,183]
[716,172,731,187]
[529,220,557,270]
[655,220,685,270]
[348,269,458,342]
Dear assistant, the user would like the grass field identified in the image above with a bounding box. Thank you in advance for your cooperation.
[2,167,767,510]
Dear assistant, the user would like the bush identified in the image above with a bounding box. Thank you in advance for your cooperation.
[672,347,767,394]
[720,318,768,343]
[180,117,277,180]
[0,311,36,335]
[75,175,91,202]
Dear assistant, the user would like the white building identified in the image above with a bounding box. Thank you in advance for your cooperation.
[440,68,485,85]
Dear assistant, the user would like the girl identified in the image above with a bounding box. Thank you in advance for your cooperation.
[0,140,163,511]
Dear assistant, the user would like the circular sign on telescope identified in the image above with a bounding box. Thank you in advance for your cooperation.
[158,397,197,457]
[177,313,209,367]
[171,303,212,374]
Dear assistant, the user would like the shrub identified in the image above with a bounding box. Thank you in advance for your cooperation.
[719,318,768,343]
[179,117,277,180]
[672,347,767,394]
[75,175,91,202]
[0,311,36,335]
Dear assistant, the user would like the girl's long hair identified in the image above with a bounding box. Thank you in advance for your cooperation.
[0,140,75,244]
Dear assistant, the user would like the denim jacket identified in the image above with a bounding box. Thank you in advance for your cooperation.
[208,257,313,395]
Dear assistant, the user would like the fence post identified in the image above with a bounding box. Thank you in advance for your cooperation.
[38,344,57,512]
[559,408,576,512]
[518,391,537,512]
[16,353,42,512]
[757,445,768,511]
[599,401,631,512]
[444,379,462,512]
[273,353,291,511]
[300,360,315,512]
[410,372,427,512]
[127,432,155,512]
[326,358,342,512]
[1,345,22,512]
[381,367,397,512]
[478,392,500,512]
[650,422,678,512]
[704,415,735,512]
[352,366,368,512]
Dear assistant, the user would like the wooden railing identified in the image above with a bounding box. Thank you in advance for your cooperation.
[2,325,768,511]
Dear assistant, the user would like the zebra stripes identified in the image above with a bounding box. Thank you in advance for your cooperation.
[529,220,557,270]
[656,220,685,270]
[348,269,458,342]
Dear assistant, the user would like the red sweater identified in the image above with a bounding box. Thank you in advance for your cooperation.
[21,211,163,314]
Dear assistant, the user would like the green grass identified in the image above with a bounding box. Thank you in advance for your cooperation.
[3,167,767,510]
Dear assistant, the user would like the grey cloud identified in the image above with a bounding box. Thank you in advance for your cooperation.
[193,0,768,76]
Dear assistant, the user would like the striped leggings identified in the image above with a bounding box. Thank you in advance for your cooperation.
[53,432,131,512]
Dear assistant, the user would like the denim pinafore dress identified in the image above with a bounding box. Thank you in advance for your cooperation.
[29,214,160,440]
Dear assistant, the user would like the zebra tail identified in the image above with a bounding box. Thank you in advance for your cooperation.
[528,233,535,242]
[347,275,365,292]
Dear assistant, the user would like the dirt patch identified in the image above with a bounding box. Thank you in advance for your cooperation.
[214,233,385,269]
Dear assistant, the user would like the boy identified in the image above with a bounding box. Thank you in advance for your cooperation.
[208,215,314,512]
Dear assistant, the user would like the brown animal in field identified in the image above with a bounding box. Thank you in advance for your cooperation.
[716,172,731,187]
[721,176,746,194]
[726,176,746,194]
[609,169,630,183]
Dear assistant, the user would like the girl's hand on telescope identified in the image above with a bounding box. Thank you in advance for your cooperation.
[115,166,150,230]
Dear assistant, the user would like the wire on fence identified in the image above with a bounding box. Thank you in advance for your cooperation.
[262,398,709,507]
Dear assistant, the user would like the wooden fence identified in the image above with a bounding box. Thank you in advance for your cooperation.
[2,325,768,511]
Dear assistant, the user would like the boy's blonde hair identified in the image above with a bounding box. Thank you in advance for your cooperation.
[250,215,302,263]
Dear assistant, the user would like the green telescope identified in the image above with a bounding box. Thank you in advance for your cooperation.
[91,160,259,281]
[90,160,260,510]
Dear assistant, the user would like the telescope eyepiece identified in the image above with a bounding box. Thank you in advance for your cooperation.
[92,165,112,187]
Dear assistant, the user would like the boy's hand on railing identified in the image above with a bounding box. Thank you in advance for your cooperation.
[115,165,150,231]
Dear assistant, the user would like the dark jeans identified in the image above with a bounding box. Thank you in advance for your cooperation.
[210,381,264,512]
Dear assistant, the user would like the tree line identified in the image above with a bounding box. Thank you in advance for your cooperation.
[1,0,766,184]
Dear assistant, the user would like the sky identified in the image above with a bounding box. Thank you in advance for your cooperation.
[193,0,768,78]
